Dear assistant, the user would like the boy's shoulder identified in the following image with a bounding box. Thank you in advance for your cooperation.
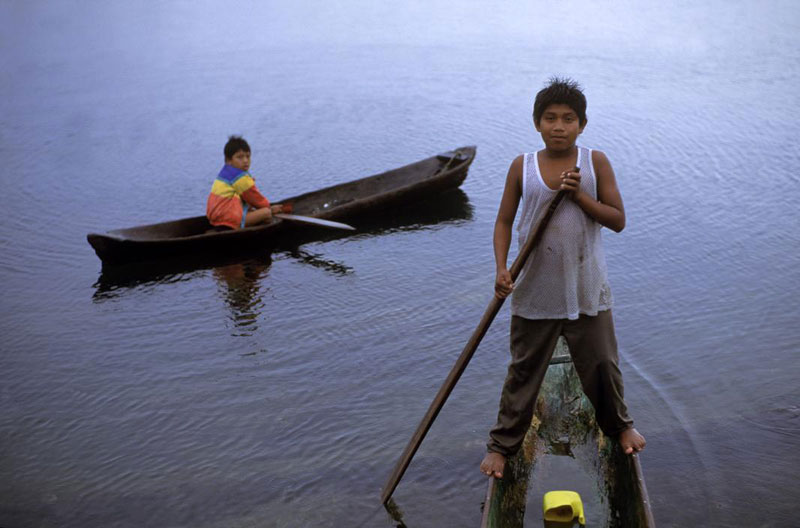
[590,149,611,170]
[508,154,525,178]
[218,164,251,182]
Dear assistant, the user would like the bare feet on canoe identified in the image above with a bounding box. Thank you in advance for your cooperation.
[619,427,646,454]
[480,452,506,478]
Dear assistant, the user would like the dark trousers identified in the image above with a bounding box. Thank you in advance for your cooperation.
[487,310,633,456]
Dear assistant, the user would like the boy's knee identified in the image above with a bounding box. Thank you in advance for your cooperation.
[245,208,273,227]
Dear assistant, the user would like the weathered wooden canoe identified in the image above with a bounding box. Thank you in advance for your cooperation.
[480,339,655,528]
[87,146,476,265]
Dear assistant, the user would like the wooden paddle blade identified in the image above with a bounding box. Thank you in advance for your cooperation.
[274,214,355,230]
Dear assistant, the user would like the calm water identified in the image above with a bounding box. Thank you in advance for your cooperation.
[2,1,799,527]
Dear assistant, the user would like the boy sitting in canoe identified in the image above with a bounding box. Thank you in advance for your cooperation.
[480,78,645,480]
[207,136,284,230]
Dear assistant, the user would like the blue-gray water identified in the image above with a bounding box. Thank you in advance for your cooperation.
[2,1,798,527]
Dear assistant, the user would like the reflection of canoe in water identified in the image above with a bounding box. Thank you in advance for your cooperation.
[480,339,655,528]
[87,146,476,265]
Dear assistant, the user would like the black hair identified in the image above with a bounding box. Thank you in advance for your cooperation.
[532,77,587,127]
[224,135,250,160]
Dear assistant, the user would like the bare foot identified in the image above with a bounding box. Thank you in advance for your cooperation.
[480,452,506,478]
[619,427,646,454]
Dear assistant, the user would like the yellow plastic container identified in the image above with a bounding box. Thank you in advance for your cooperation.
[543,491,585,526]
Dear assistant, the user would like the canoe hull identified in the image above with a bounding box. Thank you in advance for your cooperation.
[87,217,284,265]
[88,147,475,265]
[480,339,655,528]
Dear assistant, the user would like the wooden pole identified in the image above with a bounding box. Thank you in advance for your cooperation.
[632,454,657,527]
[381,170,576,504]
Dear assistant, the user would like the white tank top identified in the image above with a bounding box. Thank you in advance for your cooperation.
[510,146,613,320]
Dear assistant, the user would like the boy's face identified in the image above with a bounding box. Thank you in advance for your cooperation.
[227,149,251,172]
[535,104,585,151]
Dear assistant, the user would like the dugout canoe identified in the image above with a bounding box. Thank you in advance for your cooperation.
[87,146,476,265]
[480,339,655,528]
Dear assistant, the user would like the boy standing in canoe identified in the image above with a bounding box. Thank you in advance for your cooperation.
[207,136,284,230]
[480,78,645,479]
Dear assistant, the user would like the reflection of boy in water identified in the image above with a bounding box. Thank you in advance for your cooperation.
[206,136,285,230]
[213,259,271,330]
[480,78,645,480]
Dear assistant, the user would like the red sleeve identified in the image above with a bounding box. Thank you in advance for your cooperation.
[241,185,270,209]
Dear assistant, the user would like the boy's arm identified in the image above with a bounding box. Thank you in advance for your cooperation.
[241,186,271,210]
[242,184,283,213]
[493,155,523,299]
[562,150,625,232]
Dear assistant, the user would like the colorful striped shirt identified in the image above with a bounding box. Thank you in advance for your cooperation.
[206,164,271,229]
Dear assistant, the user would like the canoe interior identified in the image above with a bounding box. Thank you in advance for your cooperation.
[101,215,216,241]
[480,338,655,528]
[282,149,470,219]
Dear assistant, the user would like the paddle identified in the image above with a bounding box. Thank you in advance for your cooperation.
[274,213,355,231]
[380,167,578,505]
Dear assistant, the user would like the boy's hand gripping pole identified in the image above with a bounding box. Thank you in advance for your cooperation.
[381,168,578,505]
